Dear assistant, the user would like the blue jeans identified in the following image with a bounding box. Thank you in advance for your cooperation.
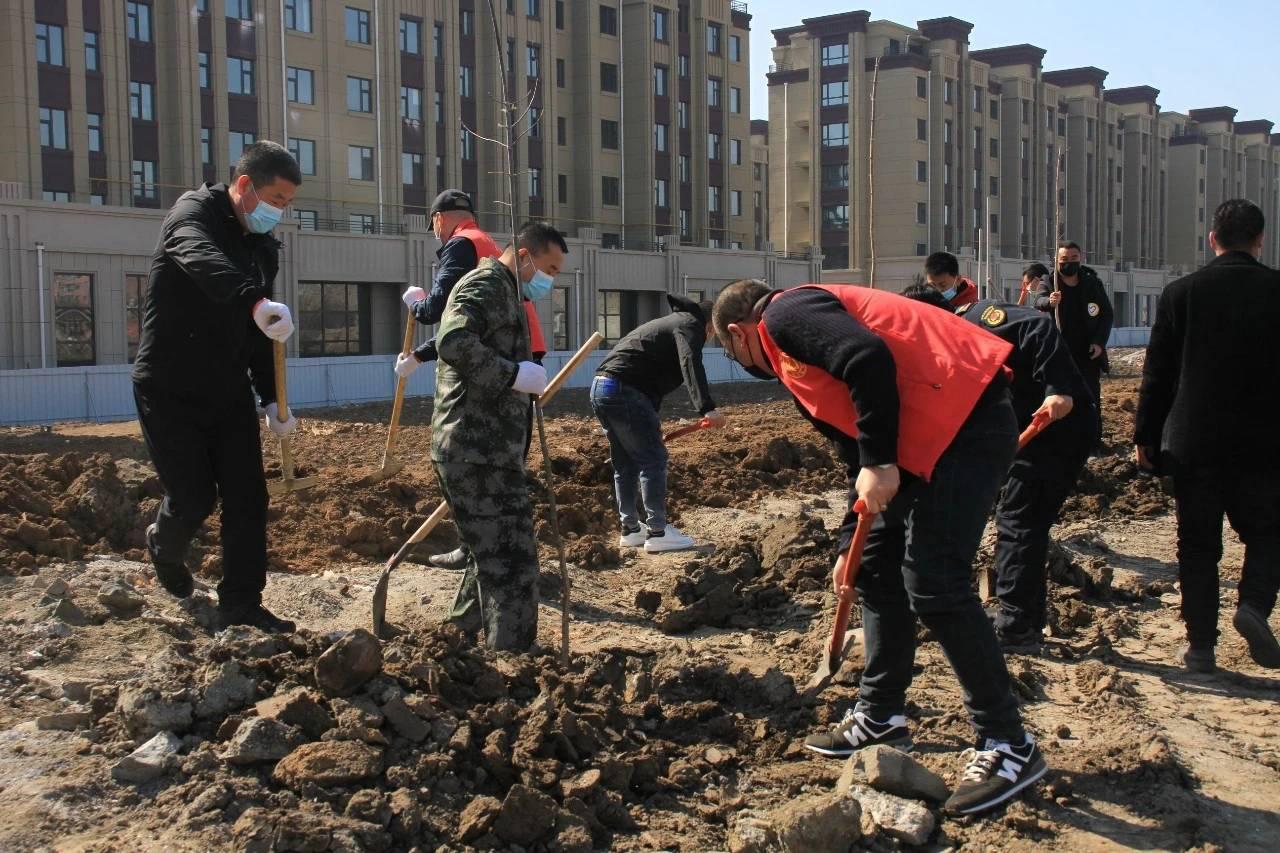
[852,392,1025,742]
[590,376,669,533]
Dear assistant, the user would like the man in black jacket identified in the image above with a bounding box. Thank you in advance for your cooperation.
[1033,242,1112,442]
[1136,199,1280,672]
[590,295,725,553]
[132,141,301,633]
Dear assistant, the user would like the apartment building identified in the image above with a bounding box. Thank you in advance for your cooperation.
[4,0,758,248]
[749,118,768,249]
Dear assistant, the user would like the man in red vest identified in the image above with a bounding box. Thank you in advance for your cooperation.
[392,190,549,570]
[712,279,1046,816]
[923,251,979,308]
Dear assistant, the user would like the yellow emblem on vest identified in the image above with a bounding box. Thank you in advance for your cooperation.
[780,353,808,379]
[980,305,1006,327]
[1087,302,1100,317]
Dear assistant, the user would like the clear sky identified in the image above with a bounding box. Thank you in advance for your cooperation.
[747,0,1280,124]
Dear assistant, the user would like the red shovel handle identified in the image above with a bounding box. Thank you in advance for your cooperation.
[826,499,874,667]
[662,416,712,444]
[1018,410,1053,450]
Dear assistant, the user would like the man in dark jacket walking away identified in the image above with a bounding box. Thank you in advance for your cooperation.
[591,295,725,553]
[1136,199,1280,673]
[1033,241,1112,442]
[132,141,301,632]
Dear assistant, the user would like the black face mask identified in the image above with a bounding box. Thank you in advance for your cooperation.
[1059,261,1080,277]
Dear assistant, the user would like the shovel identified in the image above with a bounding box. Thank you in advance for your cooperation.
[663,416,713,444]
[267,341,318,497]
[805,499,873,696]
[371,501,450,637]
[357,311,418,486]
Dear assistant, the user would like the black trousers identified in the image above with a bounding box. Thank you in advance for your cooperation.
[1174,465,1280,647]
[992,419,1094,635]
[1075,356,1103,446]
[134,385,269,608]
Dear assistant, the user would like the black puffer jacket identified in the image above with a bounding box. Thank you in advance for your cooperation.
[596,294,717,414]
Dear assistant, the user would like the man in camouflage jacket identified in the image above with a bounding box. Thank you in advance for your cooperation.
[431,221,567,651]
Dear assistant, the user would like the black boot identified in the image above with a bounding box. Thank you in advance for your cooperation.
[217,602,296,633]
[428,547,469,570]
[146,523,194,599]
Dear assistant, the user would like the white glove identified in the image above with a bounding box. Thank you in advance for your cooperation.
[511,361,548,395]
[264,402,297,436]
[402,286,427,308]
[394,352,421,378]
[253,299,294,342]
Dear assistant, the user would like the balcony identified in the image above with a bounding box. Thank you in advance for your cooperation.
[730,1,748,12]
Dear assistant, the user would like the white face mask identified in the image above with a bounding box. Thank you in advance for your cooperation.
[521,256,554,300]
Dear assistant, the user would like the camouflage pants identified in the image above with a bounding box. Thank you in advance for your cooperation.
[433,460,539,651]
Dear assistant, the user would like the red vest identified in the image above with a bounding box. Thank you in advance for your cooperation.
[949,278,979,308]
[453,222,548,356]
[757,285,1013,480]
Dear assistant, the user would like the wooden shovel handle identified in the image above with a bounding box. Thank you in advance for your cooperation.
[384,311,418,456]
[538,332,604,407]
[272,340,289,420]
[406,502,451,546]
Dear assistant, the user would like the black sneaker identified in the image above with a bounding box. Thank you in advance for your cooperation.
[803,708,913,757]
[1180,643,1216,673]
[997,626,1044,654]
[146,523,194,599]
[427,547,469,571]
[1232,605,1280,669]
[944,736,1047,815]
[217,603,296,633]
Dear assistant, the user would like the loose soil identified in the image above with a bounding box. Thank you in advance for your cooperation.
[0,359,1276,852]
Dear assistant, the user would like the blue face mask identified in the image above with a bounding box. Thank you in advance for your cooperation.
[941,285,958,301]
[521,257,554,301]
[244,183,283,234]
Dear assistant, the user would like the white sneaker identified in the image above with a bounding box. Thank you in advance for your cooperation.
[644,525,697,553]
[618,526,648,548]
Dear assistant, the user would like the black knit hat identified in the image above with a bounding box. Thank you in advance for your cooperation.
[429,189,474,216]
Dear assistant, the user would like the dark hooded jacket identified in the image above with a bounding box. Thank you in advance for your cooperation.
[596,294,717,414]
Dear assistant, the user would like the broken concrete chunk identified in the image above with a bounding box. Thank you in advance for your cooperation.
[255,687,335,740]
[36,708,93,731]
[846,784,936,846]
[838,744,950,803]
[221,717,306,765]
[112,731,182,784]
[272,740,383,789]
[314,629,383,697]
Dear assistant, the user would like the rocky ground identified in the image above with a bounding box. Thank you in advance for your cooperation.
[0,359,1277,852]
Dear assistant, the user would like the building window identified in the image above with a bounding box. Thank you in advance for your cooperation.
[227,0,252,20]
[916,202,927,224]
[678,54,689,78]
[916,76,927,99]
[678,100,689,128]
[84,30,99,71]
[429,90,442,122]
[296,210,317,230]
[552,287,569,349]
[527,166,541,197]
[706,22,721,54]
[822,204,849,230]
[708,184,721,212]
[121,273,147,361]
[527,0,541,17]
[126,2,151,42]
[821,162,848,188]
[602,176,620,206]
[87,113,103,153]
[348,76,373,111]
[400,86,422,122]
[289,138,316,175]
[346,7,371,43]
[973,86,982,112]
[600,62,618,93]
[990,98,999,120]
[129,81,154,120]
[601,119,619,150]
[597,290,629,344]
[679,154,691,183]
[821,122,848,148]
[821,80,848,107]
[990,137,999,158]
[654,123,668,152]
[679,208,691,238]
[990,213,998,233]
[556,116,566,145]
[654,65,668,96]
[708,77,721,107]
[39,108,68,150]
[459,66,473,97]
[526,43,541,78]
[557,173,568,203]
[42,191,71,202]
[1021,100,1030,123]
[348,145,373,180]
[199,52,210,88]
[399,17,421,53]
[403,151,423,185]
[555,57,566,88]
[528,106,541,136]
[916,160,927,182]
[944,120,952,144]
[430,21,443,58]
[990,176,999,196]
[460,9,473,35]
[36,22,66,65]
[287,67,314,104]
[655,178,668,207]
[729,86,742,114]
[554,0,563,29]
[298,282,368,356]
[729,34,741,62]
[917,118,927,141]
[228,57,254,95]
[821,42,848,67]
[285,0,312,32]
[943,79,953,104]
[708,132,721,160]
[460,128,474,160]
[730,190,742,217]
[200,127,211,164]
[349,214,376,234]
[53,273,95,366]
[229,130,255,165]
[654,7,668,41]
[597,3,618,35]
[729,138,742,165]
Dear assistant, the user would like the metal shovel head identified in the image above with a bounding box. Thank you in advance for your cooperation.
[803,629,862,696]
[355,456,406,487]
[267,474,319,497]
[371,560,395,638]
